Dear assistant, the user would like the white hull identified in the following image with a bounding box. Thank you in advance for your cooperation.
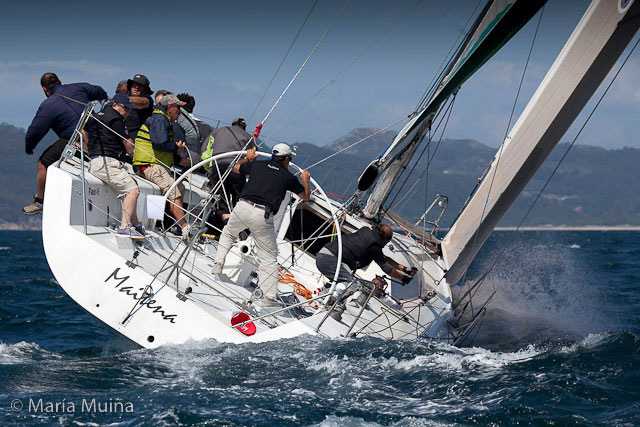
[42,158,456,348]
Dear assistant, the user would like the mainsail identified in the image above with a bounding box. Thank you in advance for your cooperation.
[441,0,640,285]
[360,0,547,218]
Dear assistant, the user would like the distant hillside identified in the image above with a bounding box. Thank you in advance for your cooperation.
[0,122,638,229]
[0,123,57,229]
[298,129,640,228]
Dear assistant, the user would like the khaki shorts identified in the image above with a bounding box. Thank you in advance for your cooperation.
[89,157,138,197]
[143,164,184,200]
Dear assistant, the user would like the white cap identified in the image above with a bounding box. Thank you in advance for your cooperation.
[272,143,295,157]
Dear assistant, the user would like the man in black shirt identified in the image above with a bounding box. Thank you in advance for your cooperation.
[124,74,154,143]
[316,224,417,284]
[87,93,146,240]
[212,143,311,301]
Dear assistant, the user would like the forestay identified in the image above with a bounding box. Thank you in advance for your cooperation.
[442,0,640,285]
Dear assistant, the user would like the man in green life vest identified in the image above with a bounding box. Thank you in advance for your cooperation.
[133,94,189,239]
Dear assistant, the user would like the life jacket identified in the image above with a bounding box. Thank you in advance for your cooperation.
[87,104,127,161]
[133,108,175,167]
[200,134,215,172]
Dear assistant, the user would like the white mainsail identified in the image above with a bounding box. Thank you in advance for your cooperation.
[441,0,640,285]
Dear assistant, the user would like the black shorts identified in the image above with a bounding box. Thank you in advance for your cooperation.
[39,138,69,168]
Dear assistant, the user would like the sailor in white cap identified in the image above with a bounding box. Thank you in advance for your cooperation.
[211,143,311,302]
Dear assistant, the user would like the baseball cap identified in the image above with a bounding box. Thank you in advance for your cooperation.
[158,94,186,108]
[272,143,295,157]
[232,118,247,129]
[112,93,136,110]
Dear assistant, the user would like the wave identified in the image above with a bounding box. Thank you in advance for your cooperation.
[460,238,614,348]
[0,341,62,365]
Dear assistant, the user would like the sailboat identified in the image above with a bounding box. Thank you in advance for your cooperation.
[41,0,639,348]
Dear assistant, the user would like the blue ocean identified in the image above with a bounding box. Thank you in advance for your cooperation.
[1,230,638,425]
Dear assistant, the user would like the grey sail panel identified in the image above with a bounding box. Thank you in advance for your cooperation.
[361,0,547,218]
[441,0,640,285]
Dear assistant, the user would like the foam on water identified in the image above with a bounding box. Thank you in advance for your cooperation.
[0,341,61,365]
[460,235,610,347]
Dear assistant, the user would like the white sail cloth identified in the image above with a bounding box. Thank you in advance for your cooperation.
[441,0,640,285]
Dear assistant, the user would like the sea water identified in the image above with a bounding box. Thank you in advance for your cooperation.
[0,230,638,425]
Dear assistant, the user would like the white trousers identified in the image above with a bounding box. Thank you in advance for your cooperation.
[214,201,279,299]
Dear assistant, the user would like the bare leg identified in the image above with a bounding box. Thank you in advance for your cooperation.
[170,196,187,228]
[121,188,140,225]
[36,161,47,199]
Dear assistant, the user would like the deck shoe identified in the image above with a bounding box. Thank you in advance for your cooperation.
[116,225,145,241]
[181,226,190,242]
[134,223,150,238]
[211,261,223,275]
[22,196,43,215]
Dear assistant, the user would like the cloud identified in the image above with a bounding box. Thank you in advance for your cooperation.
[229,81,261,92]
[0,60,123,77]
[609,58,640,107]
[468,60,519,87]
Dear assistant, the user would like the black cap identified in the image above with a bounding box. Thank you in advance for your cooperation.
[232,118,247,129]
[112,93,136,110]
[127,74,153,95]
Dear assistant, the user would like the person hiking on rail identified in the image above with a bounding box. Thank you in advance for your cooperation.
[316,224,417,284]
[23,72,107,215]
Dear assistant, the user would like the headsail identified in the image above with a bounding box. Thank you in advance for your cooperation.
[360,0,547,219]
[441,0,640,285]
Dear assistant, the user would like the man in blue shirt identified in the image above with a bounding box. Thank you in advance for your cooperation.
[23,72,107,214]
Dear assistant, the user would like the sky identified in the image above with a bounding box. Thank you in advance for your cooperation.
[1,0,639,151]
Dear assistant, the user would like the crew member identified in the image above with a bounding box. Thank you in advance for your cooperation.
[124,74,154,141]
[211,143,311,302]
[86,93,147,240]
[132,94,189,239]
[23,72,107,215]
[316,224,417,284]
[202,118,256,223]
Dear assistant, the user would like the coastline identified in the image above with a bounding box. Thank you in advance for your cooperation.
[494,225,640,231]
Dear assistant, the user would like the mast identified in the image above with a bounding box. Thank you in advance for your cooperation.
[359,0,547,219]
[441,0,640,285]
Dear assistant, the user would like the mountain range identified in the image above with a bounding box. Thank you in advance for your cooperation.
[1,122,639,230]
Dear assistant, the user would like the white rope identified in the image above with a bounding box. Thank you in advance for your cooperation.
[249,0,320,124]
[259,0,351,127]
[266,0,425,141]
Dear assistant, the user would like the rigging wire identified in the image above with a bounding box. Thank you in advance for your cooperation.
[454,19,640,310]
[457,6,545,290]
[383,91,457,211]
[248,0,319,124]
[257,0,351,132]
[387,93,457,213]
[302,116,409,171]
[412,0,485,114]
[265,0,425,141]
